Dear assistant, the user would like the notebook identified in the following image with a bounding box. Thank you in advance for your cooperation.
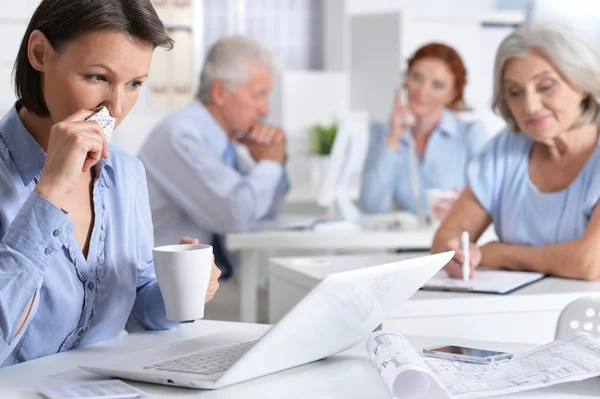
[421,269,545,294]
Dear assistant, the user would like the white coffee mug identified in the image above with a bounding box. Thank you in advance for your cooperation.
[153,244,213,321]
[426,189,459,227]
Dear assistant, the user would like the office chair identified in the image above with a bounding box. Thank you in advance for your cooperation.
[555,296,600,340]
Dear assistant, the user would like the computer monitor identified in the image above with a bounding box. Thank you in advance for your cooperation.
[316,111,369,224]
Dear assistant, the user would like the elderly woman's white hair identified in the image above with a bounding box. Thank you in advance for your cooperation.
[492,22,600,132]
[197,35,275,102]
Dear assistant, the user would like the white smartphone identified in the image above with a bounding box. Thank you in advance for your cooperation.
[423,345,513,364]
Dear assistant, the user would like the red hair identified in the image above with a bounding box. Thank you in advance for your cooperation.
[407,43,467,110]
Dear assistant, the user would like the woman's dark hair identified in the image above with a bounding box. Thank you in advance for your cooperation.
[13,0,174,117]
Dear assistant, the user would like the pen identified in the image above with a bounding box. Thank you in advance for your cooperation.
[461,231,470,283]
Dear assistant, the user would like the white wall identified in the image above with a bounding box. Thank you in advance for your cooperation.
[322,0,523,139]
[346,0,496,15]
[0,22,26,112]
[0,0,199,156]
[529,0,600,46]
[110,105,171,156]
[204,0,324,70]
[495,0,529,10]
[0,0,40,114]
[269,71,350,190]
[350,13,400,122]
[323,0,512,72]
[348,10,522,137]
[323,0,348,71]
[0,0,517,157]
[272,72,350,140]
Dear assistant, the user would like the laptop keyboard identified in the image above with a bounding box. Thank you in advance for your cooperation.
[143,340,258,375]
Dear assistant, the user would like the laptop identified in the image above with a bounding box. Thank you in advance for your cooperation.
[80,251,453,389]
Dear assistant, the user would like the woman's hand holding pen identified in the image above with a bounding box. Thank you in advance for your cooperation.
[442,236,482,280]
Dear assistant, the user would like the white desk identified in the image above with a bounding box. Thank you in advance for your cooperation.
[285,184,359,204]
[227,227,497,323]
[269,253,600,344]
[2,320,599,398]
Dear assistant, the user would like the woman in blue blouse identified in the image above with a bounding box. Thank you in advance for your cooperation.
[433,23,600,281]
[360,43,488,222]
[0,0,220,366]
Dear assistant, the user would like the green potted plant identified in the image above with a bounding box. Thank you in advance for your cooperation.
[311,121,338,156]
[309,120,338,186]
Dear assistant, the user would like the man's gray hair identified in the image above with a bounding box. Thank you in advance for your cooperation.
[197,35,275,102]
[492,22,600,132]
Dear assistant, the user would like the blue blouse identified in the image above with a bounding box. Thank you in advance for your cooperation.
[0,103,178,367]
[468,128,600,245]
[360,110,488,215]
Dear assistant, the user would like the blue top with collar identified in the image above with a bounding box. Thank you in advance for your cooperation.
[468,128,600,245]
[138,99,289,248]
[360,109,488,215]
[0,102,178,367]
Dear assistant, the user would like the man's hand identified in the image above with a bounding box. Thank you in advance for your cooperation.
[247,124,285,145]
[241,124,286,164]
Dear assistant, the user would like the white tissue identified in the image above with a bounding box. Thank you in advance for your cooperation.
[87,106,115,143]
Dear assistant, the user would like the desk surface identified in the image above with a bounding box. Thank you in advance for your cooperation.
[285,184,359,204]
[227,226,498,251]
[1,320,599,399]
[270,253,600,318]
[228,225,497,323]
[227,228,436,250]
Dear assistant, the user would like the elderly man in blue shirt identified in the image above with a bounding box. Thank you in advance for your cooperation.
[139,36,289,279]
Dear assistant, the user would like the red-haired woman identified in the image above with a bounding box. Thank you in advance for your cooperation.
[360,43,488,224]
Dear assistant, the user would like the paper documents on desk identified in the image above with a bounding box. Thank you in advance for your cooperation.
[367,330,600,399]
[421,270,545,294]
[252,217,319,231]
[40,379,155,399]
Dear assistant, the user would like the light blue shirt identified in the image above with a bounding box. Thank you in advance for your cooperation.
[468,128,600,245]
[360,110,488,215]
[0,102,178,368]
[138,99,289,248]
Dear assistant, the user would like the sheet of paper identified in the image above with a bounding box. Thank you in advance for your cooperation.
[87,107,115,143]
[424,331,600,399]
[366,331,451,399]
[422,270,545,294]
[367,331,600,399]
[252,217,318,231]
[39,379,154,399]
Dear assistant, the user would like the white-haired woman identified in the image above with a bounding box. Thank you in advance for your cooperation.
[432,22,600,281]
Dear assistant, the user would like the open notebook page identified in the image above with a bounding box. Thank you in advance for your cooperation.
[422,270,545,294]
